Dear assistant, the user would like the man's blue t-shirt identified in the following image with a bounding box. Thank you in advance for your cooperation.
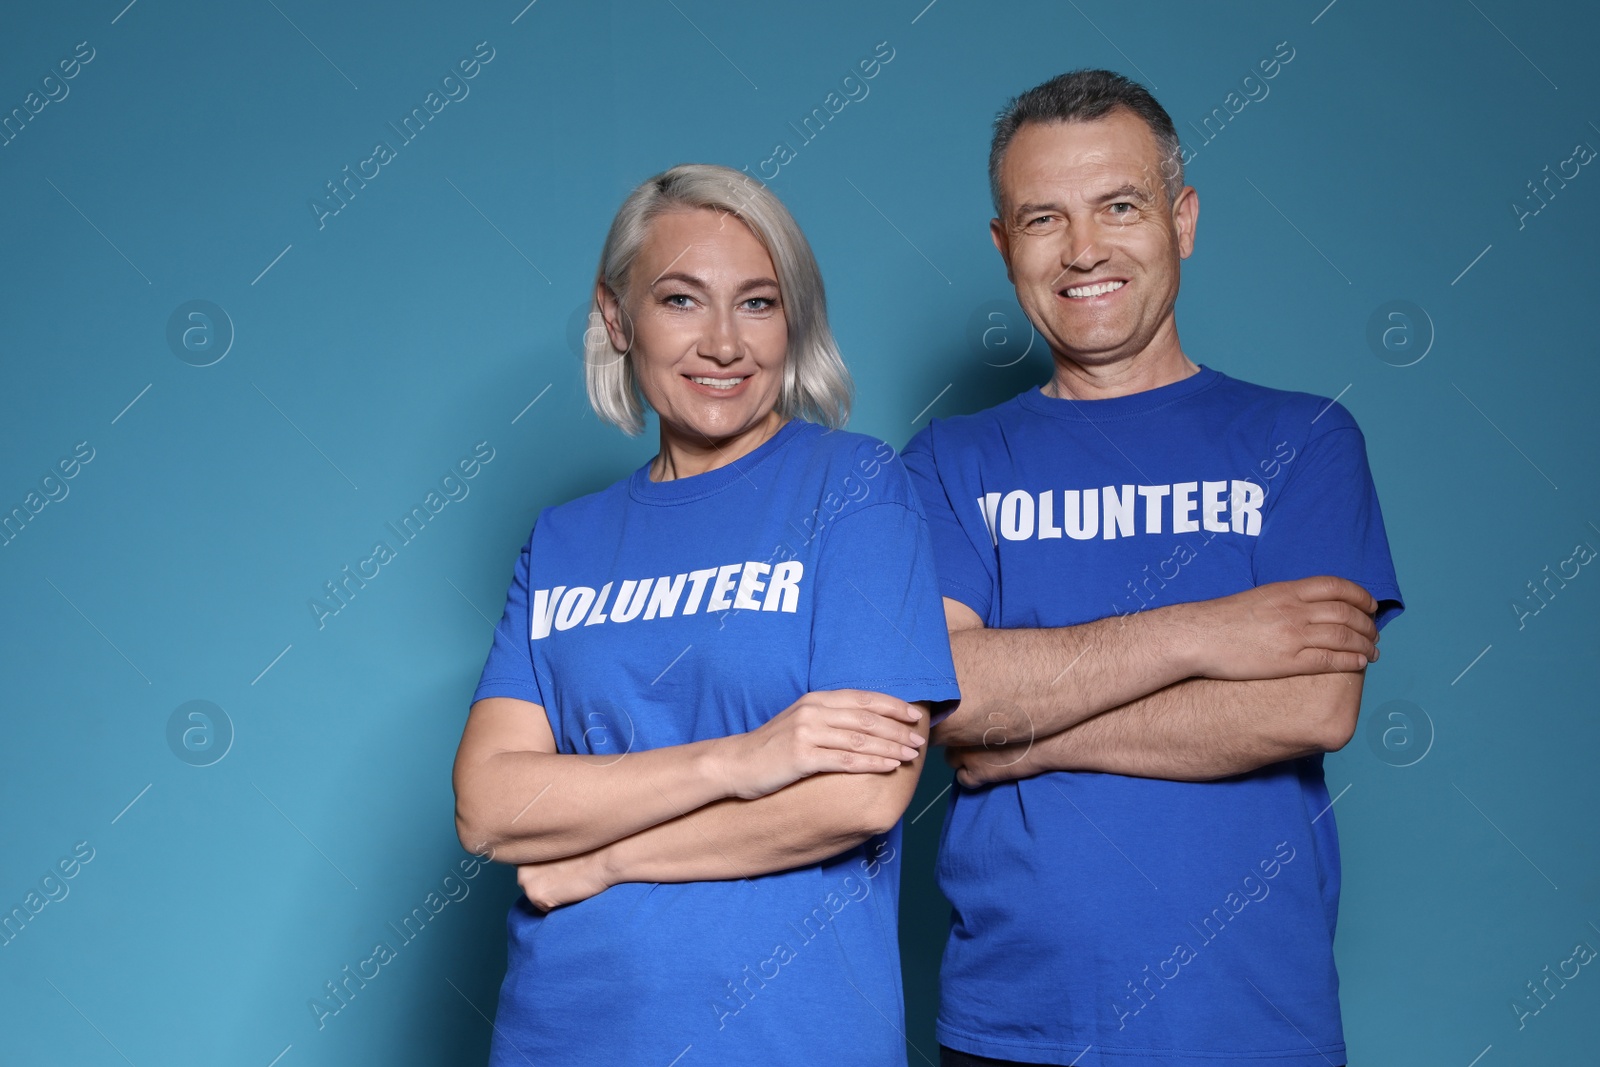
[472,417,960,1067]
[901,366,1403,1067]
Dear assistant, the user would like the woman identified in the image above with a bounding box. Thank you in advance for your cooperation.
[453,163,959,1065]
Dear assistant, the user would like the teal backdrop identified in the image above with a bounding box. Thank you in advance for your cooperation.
[2,1,1597,1064]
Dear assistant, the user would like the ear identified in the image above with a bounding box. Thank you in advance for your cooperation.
[1172,186,1199,260]
[989,217,1015,284]
[595,278,632,355]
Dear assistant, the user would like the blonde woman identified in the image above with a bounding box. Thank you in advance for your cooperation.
[453,164,958,1065]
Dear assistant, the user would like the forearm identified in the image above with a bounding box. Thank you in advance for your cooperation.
[935,577,1381,748]
[596,777,887,884]
[956,671,1365,783]
[935,607,1200,745]
[597,720,929,884]
[456,739,734,864]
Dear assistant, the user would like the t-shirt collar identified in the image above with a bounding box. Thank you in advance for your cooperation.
[628,416,814,505]
[1018,364,1223,422]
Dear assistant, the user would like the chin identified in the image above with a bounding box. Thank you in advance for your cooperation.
[682,409,767,439]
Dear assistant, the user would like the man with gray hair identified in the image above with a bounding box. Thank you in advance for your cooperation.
[903,69,1403,1066]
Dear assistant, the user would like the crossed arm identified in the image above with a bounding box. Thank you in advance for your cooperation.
[452,691,931,909]
[937,576,1381,786]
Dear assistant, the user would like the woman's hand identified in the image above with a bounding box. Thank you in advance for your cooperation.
[711,689,926,801]
[517,850,613,911]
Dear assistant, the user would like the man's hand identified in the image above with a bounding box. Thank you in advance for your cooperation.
[1178,576,1379,680]
[517,850,613,912]
[946,739,1040,788]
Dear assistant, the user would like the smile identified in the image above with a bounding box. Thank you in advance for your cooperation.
[1063,280,1126,298]
[687,375,747,390]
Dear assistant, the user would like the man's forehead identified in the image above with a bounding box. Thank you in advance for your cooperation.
[1005,155,1163,205]
[1002,118,1164,198]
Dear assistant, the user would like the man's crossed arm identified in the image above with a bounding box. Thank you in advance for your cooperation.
[935,576,1380,784]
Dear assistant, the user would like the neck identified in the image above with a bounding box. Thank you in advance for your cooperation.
[651,409,787,482]
[1043,325,1197,401]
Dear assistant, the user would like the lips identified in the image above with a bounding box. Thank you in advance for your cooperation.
[682,373,752,397]
[1060,278,1127,299]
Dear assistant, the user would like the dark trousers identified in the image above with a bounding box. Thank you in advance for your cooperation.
[939,1047,1041,1067]
[939,1045,1345,1067]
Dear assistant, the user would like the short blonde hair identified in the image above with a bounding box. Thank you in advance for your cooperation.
[584,163,852,435]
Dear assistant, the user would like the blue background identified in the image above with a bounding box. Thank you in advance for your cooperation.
[2,1,1596,1064]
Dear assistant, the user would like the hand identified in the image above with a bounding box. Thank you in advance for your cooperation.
[946,740,1040,788]
[1179,577,1380,680]
[713,690,926,801]
[517,850,612,912]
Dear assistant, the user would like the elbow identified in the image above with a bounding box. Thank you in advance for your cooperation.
[822,707,931,837]
[452,769,516,861]
[814,766,917,840]
[1305,676,1364,753]
[454,802,499,861]
[854,762,924,837]
[453,812,478,856]
[1314,712,1358,753]
[859,795,905,838]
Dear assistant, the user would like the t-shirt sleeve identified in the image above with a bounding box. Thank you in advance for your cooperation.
[806,495,961,709]
[901,426,998,622]
[470,527,548,707]
[1252,409,1405,630]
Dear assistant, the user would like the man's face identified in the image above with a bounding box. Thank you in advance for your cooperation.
[990,109,1197,368]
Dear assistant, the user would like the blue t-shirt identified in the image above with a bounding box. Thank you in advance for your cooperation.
[472,417,960,1067]
[901,366,1403,1067]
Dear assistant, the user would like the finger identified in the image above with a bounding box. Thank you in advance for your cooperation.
[820,727,921,763]
[1301,622,1377,660]
[1295,648,1368,673]
[1303,576,1379,613]
[841,691,922,722]
[833,708,925,748]
[815,689,922,722]
[1337,602,1380,640]
[818,749,906,774]
[955,764,990,788]
[1305,601,1379,639]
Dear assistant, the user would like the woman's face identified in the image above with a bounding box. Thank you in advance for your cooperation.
[602,206,788,447]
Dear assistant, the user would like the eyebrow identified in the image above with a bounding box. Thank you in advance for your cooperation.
[1091,182,1152,205]
[1011,201,1062,221]
[1011,183,1153,220]
[650,271,780,293]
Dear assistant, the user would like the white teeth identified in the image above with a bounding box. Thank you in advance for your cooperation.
[690,376,744,389]
[1065,280,1125,298]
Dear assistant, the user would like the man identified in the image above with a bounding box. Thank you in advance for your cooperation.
[901,70,1404,1067]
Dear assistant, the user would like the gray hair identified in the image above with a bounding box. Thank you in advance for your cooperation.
[584,163,852,435]
[988,69,1184,216]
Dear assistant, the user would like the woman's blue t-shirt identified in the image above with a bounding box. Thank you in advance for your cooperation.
[472,417,960,1066]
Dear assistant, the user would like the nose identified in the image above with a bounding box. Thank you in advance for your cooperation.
[699,306,741,365]
[1059,226,1107,276]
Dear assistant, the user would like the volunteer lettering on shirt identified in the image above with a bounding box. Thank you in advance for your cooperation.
[976,479,1264,544]
[529,559,804,638]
